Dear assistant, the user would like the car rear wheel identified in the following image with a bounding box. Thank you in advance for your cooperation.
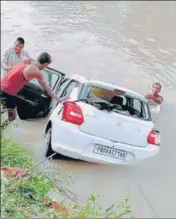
[45,127,66,159]
[44,128,56,158]
[45,127,81,160]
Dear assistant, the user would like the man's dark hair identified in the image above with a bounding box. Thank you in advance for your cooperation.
[37,52,51,64]
[16,37,25,45]
[153,82,162,89]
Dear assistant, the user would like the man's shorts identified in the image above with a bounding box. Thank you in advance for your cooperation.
[0,90,18,110]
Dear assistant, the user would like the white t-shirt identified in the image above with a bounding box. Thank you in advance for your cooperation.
[1,47,32,75]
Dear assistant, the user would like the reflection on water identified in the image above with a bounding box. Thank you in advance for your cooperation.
[1,1,176,217]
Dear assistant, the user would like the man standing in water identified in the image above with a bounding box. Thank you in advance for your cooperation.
[1,37,32,74]
[145,82,163,105]
[0,52,69,121]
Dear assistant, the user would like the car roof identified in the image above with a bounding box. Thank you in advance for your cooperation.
[69,74,147,103]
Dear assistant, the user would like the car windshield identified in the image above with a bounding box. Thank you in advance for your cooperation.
[85,85,150,121]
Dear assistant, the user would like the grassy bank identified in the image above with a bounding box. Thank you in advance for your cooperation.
[1,131,131,218]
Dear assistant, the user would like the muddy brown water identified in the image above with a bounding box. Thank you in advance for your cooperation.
[1,1,176,217]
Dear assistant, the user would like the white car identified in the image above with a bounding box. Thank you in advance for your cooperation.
[44,75,161,164]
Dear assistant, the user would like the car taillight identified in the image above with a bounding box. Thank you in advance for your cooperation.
[61,101,84,125]
[147,129,160,145]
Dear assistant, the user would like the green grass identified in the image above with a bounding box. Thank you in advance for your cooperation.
[1,132,131,218]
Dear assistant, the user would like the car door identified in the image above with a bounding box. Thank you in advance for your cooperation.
[50,79,80,112]
[16,67,65,120]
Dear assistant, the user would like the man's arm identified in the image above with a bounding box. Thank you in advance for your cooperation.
[1,50,11,72]
[151,96,163,105]
[145,94,163,104]
[24,65,69,102]
[38,75,60,100]
[35,72,68,102]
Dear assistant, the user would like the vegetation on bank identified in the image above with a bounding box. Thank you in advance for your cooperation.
[1,131,131,218]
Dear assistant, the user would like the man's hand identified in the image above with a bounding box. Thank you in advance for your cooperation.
[60,96,70,102]
[145,94,153,99]
[145,94,163,105]
[7,66,12,71]
[55,96,70,103]
[3,66,12,75]
[3,65,12,73]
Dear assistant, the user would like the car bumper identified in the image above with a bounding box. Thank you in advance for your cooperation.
[50,121,160,164]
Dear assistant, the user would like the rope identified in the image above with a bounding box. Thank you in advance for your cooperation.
[14,152,57,179]
[138,185,158,218]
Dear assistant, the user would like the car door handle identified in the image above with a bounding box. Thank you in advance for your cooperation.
[41,94,47,98]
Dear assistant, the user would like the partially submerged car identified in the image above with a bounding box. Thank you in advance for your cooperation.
[16,67,160,164]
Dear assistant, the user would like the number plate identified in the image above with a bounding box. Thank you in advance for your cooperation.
[93,145,127,160]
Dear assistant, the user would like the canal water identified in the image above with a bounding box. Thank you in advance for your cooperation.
[1,1,176,217]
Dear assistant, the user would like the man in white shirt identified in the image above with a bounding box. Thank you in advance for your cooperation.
[145,82,163,118]
[1,37,32,75]
[145,82,163,106]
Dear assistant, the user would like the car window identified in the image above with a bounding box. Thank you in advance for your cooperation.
[51,80,79,109]
[61,81,79,97]
[129,98,147,119]
[30,68,61,90]
[133,99,141,113]
[70,87,79,100]
[56,78,70,97]
[86,84,150,121]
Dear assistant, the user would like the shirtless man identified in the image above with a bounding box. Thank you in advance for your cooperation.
[0,52,69,121]
[145,82,163,105]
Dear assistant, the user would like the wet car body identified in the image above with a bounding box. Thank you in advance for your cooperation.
[17,68,160,164]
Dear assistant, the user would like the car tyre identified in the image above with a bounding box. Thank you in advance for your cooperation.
[45,127,84,161]
[45,128,56,158]
[45,127,65,160]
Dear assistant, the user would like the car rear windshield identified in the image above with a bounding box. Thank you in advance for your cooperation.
[85,85,151,121]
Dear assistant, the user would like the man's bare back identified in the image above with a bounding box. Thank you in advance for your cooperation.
[23,55,68,103]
